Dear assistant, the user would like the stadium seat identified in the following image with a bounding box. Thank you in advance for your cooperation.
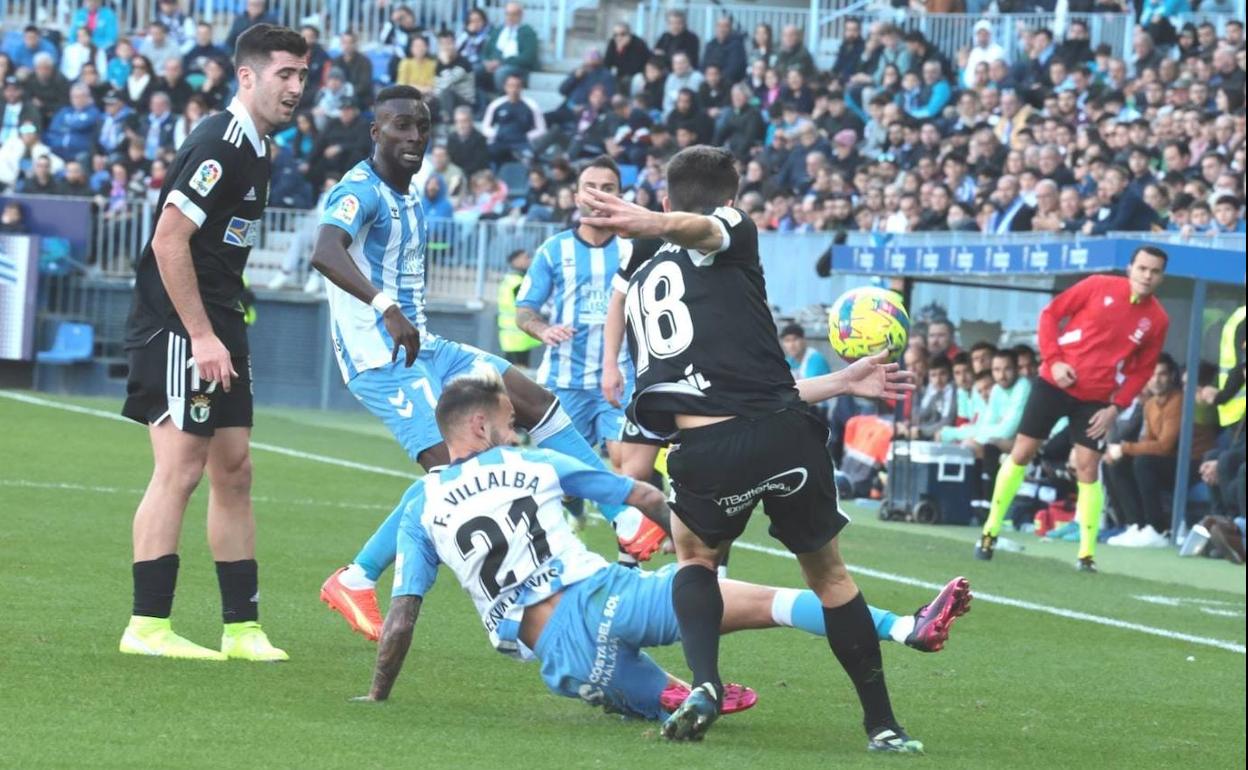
[35,322,94,364]
[497,161,529,197]
[368,51,395,85]
[618,163,639,189]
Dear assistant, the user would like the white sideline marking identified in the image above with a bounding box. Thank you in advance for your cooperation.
[0,478,385,512]
[4,390,1245,656]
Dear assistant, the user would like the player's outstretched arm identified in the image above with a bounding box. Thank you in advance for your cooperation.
[579,186,725,254]
[795,351,916,405]
[312,224,421,366]
[356,595,423,702]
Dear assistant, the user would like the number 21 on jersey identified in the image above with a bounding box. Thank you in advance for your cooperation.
[625,261,694,373]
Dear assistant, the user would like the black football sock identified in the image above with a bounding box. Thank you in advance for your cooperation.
[132,553,179,619]
[822,592,896,732]
[671,564,724,701]
[216,559,259,624]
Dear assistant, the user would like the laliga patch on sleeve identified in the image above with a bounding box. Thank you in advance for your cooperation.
[188,159,223,197]
[333,194,360,225]
[712,206,742,227]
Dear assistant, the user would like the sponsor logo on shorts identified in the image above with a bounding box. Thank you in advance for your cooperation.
[189,159,222,197]
[223,216,259,247]
[189,393,212,423]
[715,467,809,516]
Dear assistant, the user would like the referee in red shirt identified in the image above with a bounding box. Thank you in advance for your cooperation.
[975,247,1170,571]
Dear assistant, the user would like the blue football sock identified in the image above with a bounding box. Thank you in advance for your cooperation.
[528,401,625,521]
[353,503,405,582]
[772,589,899,642]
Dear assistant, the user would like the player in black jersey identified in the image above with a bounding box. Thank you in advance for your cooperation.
[581,146,922,751]
[118,25,308,662]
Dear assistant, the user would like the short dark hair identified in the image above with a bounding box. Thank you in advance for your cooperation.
[970,341,998,356]
[1130,245,1168,268]
[1012,343,1036,360]
[951,351,972,369]
[435,369,507,437]
[665,145,738,212]
[1214,194,1241,209]
[780,323,805,338]
[929,355,952,374]
[974,369,994,384]
[234,23,309,70]
[376,84,425,106]
[506,248,528,265]
[928,318,955,336]
[578,155,621,187]
[1155,352,1179,379]
[992,348,1018,367]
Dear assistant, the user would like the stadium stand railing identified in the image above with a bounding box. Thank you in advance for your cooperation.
[81,198,562,304]
[4,0,584,60]
[633,0,1246,68]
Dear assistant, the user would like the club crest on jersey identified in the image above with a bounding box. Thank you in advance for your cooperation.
[223,216,259,247]
[189,394,212,423]
[189,159,222,196]
[333,194,360,225]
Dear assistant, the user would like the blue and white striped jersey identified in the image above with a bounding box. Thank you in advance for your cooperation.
[391,446,634,658]
[319,161,428,382]
[516,230,635,391]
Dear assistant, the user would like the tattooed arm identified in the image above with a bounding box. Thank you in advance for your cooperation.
[356,595,423,702]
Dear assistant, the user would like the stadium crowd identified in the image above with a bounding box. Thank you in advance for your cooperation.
[0,1,1242,555]
[1,1,1245,238]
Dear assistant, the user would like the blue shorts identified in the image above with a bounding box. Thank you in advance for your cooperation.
[554,387,627,449]
[535,563,681,720]
[347,336,511,460]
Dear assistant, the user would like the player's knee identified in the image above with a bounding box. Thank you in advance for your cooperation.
[803,562,853,599]
[152,458,207,499]
[212,453,253,495]
[1073,456,1099,483]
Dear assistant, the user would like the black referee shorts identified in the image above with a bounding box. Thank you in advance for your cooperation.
[1017,377,1111,452]
[122,329,253,437]
[665,407,848,554]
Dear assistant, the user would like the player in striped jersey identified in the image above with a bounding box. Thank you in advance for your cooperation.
[514,157,661,550]
[356,369,972,715]
[308,87,667,642]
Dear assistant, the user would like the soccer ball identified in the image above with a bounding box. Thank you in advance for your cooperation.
[827,287,909,363]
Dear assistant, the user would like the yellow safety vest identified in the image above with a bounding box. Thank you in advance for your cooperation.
[497,272,540,353]
[1217,305,1246,427]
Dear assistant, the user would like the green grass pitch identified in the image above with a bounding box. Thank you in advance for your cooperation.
[2,391,1244,769]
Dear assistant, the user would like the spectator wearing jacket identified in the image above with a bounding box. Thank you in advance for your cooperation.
[482,2,539,91]
[605,23,651,95]
[702,17,747,85]
[900,356,958,440]
[45,83,101,162]
[1083,166,1158,234]
[941,349,1032,498]
[69,0,119,50]
[653,10,700,69]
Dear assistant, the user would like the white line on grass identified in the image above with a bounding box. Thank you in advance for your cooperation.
[0,478,386,512]
[4,390,1245,656]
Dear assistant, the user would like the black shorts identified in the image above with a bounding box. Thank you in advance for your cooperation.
[1017,377,1110,452]
[620,416,666,446]
[122,329,253,437]
[665,407,848,554]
